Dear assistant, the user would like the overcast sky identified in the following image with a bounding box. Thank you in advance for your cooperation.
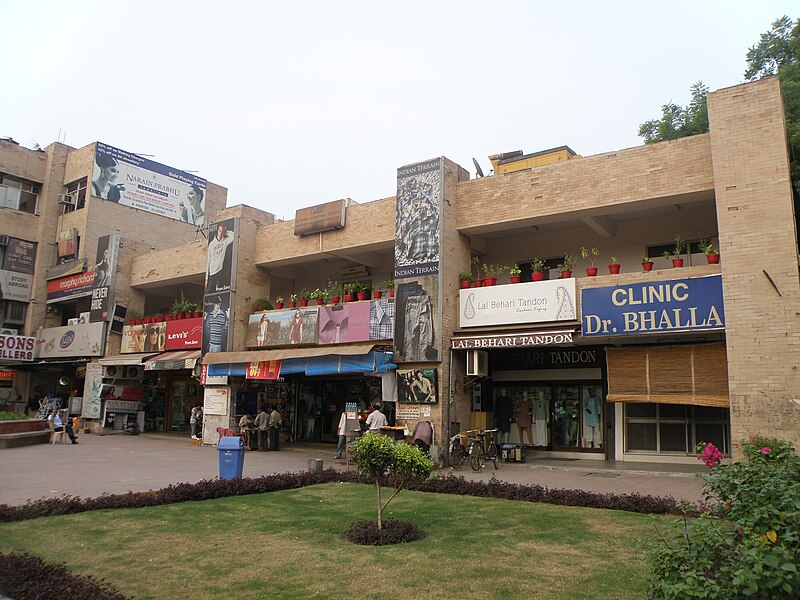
[1,1,796,220]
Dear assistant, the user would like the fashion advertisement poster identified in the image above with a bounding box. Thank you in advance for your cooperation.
[121,322,166,353]
[203,293,232,354]
[35,322,106,358]
[92,141,207,226]
[205,217,238,295]
[396,368,438,403]
[89,233,121,322]
[369,298,395,341]
[318,303,370,344]
[393,275,440,363]
[81,362,103,419]
[245,307,320,348]
[394,158,442,279]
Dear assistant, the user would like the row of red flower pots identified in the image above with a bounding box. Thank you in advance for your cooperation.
[129,312,202,325]
[273,290,395,310]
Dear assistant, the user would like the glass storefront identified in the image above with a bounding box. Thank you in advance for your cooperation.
[624,403,730,455]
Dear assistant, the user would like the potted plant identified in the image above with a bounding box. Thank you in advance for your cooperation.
[642,256,654,272]
[343,282,356,302]
[274,296,284,310]
[509,265,522,284]
[387,279,395,298]
[374,281,393,300]
[482,263,507,286]
[608,256,621,275]
[299,288,311,307]
[663,234,686,267]
[185,301,199,319]
[530,258,546,282]
[580,246,600,276]
[253,298,272,312]
[353,282,368,301]
[699,239,720,264]
[471,256,484,287]
[326,280,341,304]
[288,293,298,308]
[459,270,472,289]
[557,254,575,278]
[172,290,194,318]
[310,288,325,305]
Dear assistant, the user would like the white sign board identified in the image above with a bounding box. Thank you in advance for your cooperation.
[459,279,577,328]
[82,362,103,419]
[203,387,230,416]
[396,404,421,420]
[36,322,106,358]
[0,270,33,302]
[0,334,35,362]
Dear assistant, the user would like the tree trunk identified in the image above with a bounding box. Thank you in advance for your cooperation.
[375,479,383,532]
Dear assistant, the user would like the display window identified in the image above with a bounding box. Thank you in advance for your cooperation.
[624,403,730,455]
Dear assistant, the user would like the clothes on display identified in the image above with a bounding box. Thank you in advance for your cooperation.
[494,388,513,445]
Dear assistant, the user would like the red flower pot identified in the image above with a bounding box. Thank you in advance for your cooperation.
[193,311,202,318]
[483,277,497,287]
[531,271,544,282]
[560,270,572,279]
[344,294,354,303]
[288,301,297,308]
[460,280,471,289]
[184,312,193,319]
[300,299,309,307]
[144,317,152,324]
[275,302,284,309]
[608,264,621,275]
[472,280,483,287]
[672,258,684,268]
[357,292,367,301]
[176,313,184,319]
[642,261,654,272]
[510,275,521,284]
[331,295,340,304]
[315,298,324,305]
[373,290,382,300]
[165,315,173,321]
[586,267,598,277]
[706,253,720,264]
[389,289,394,298]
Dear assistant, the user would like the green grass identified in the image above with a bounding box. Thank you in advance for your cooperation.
[0,483,662,600]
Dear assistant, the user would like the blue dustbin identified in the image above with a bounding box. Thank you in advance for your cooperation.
[218,436,245,480]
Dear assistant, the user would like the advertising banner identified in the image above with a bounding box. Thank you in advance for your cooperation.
[47,271,96,303]
[318,303,370,344]
[3,237,36,274]
[245,307,319,348]
[57,229,77,262]
[369,298,395,341]
[0,334,35,362]
[395,158,442,279]
[81,362,103,419]
[205,217,238,295]
[246,360,283,380]
[199,364,228,386]
[90,233,121,322]
[166,318,203,350]
[93,142,207,226]
[581,275,725,337]
[36,322,106,358]
[294,199,347,236]
[396,368,438,403]
[0,270,33,302]
[202,293,232,354]
[204,387,229,415]
[459,278,577,328]
[393,275,440,362]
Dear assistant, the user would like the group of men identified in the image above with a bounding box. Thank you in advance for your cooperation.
[239,405,283,451]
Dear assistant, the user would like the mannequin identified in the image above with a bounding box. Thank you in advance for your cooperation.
[493,387,513,445]
[516,391,533,446]
[583,387,602,448]
[532,390,549,446]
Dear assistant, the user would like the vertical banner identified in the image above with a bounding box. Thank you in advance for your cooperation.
[205,217,238,295]
[81,362,103,419]
[0,236,36,302]
[393,158,443,363]
[57,229,78,262]
[202,292,232,354]
[89,233,121,322]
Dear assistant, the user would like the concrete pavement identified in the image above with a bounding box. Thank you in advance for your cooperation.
[0,432,707,506]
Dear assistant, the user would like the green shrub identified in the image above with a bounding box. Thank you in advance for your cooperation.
[648,436,800,599]
[0,412,28,422]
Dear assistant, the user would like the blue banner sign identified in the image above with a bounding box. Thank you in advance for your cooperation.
[581,275,724,337]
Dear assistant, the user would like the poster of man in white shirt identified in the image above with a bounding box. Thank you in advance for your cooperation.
[205,218,238,295]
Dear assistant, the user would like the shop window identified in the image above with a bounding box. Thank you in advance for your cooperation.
[5,301,26,325]
[627,422,657,451]
[646,239,709,268]
[0,175,39,214]
[624,403,730,455]
[65,178,88,210]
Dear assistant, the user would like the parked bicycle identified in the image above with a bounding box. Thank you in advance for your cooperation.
[467,428,499,472]
[448,432,469,469]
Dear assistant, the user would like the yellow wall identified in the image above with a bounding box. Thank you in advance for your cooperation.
[489,147,579,175]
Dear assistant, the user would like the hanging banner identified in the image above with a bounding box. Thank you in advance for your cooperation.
[205,217,238,295]
[90,233,121,322]
[47,270,95,303]
[57,229,77,262]
[394,158,442,279]
[3,237,37,274]
[246,360,283,380]
[82,362,103,419]
[35,323,106,358]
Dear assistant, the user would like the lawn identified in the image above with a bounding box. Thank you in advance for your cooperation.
[0,483,662,600]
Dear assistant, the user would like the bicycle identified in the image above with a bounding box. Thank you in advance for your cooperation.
[448,432,469,469]
[467,428,499,472]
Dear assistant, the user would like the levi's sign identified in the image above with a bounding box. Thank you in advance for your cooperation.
[581,275,725,337]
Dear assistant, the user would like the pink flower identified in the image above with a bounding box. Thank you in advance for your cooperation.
[760,447,771,454]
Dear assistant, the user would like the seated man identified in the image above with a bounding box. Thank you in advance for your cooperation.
[48,408,78,444]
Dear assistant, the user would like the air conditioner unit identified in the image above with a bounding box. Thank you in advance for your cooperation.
[0,235,8,246]
[125,366,143,380]
[102,365,119,379]
[56,194,75,206]
[0,328,18,335]
[340,265,370,278]
[466,350,488,376]
[67,318,79,325]
[79,312,90,325]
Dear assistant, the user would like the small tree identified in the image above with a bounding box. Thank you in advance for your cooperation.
[350,433,433,532]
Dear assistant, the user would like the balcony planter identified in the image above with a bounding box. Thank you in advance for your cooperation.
[560,270,573,279]
[144,317,152,324]
[509,275,521,284]
[275,302,284,310]
[672,258,684,268]
[357,292,368,301]
[315,298,324,306]
[531,271,545,282]
[642,261,654,272]
[288,301,297,308]
[472,279,483,287]
[483,277,497,287]
[585,267,598,277]
[193,311,202,318]
[344,294,354,303]
[330,295,340,304]
[300,299,309,307]
[460,279,471,289]
[608,263,621,275]
[373,290,382,300]
[390,289,395,298]
[706,253,720,264]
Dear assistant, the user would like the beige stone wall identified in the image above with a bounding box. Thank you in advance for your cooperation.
[708,77,800,452]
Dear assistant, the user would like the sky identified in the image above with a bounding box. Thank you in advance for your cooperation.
[1,1,797,221]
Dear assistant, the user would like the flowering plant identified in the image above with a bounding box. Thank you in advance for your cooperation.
[696,441,725,468]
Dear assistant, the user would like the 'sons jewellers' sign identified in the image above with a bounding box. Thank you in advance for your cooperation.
[581,275,725,337]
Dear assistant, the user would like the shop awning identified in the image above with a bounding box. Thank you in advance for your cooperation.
[206,349,396,377]
[144,350,201,371]
[0,358,91,370]
[99,353,157,366]
[203,343,377,365]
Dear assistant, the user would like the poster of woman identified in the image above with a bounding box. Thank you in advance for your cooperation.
[396,368,438,403]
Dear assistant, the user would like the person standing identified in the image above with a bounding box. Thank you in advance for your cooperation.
[410,420,433,454]
[238,412,256,450]
[517,391,533,446]
[49,408,78,444]
[365,401,388,434]
[494,388,513,445]
[334,411,348,459]
[254,406,270,452]
[190,404,203,440]
[269,404,283,451]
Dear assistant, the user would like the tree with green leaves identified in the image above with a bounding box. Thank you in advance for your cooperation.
[349,432,433,532]
[638,81,710,144]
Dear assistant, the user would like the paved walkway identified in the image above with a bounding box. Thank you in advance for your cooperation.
[0,433,707,506]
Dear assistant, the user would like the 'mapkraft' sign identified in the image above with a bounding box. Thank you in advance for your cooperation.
[581,275,725,337]
[459,279,577,328]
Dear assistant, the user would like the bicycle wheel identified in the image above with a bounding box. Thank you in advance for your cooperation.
[487,441,499,469]
[449,441,465,469]
[469,441,484,471]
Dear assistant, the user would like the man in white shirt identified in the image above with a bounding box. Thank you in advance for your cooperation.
[206,223,235,293]
[48,408,78,444]
[365,402,388,433]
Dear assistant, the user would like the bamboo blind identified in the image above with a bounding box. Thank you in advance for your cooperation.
[606,342,729,408]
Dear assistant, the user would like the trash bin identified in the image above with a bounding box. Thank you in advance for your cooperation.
[308,458,323,472]
[218,436,245,480]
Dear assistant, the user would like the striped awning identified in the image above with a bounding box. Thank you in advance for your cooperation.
[144,350,201,371]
